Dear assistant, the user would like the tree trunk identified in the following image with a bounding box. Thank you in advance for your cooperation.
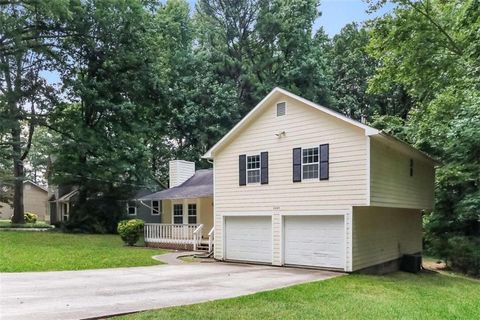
[11,122,25,224]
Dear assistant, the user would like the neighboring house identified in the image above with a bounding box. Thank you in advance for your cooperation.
[48,185,79,224]
[200,87,436,273]
[124,189,157,223]
[48,186,160,225]
[0,180,49,221]
[140,160,213,250]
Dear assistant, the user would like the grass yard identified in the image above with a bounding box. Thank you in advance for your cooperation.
[0,219,53,229]
[116,271,480,320]
[0,231,168,272]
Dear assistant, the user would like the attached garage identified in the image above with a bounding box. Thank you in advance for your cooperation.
[225,216,272,264]
[283,215,345,269]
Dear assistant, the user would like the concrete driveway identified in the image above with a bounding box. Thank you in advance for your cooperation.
[1,262,341,320]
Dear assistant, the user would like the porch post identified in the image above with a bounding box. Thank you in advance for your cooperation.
[183,198,188,224]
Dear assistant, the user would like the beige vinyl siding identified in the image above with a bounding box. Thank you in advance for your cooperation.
[0,183,48,221]
[199,197,214,238]
[161,197,213,239]
[213,94,368,262]
[161,200,172,224]
[0,201,13,220]
[214,95,368,214]
[352,206,422,271]
[272,213,282,265]
[23,185,48,220]
[370,138,435,209]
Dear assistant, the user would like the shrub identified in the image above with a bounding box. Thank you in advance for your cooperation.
[446,236,480,277]
[10,212,38,224]
[62,198,127,234]
[24,212,38,223]
[117,219,144,246]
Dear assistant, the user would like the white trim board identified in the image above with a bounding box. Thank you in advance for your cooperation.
[202,87,437,164]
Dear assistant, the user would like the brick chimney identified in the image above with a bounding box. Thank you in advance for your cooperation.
[169,160,195,188]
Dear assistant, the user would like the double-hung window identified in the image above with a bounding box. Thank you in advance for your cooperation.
[302,147,319,179]
[173,204,183,224]
[151,200,161,215]
[188,204,197,224]
[247,155,261,183]
[127,201,136,216]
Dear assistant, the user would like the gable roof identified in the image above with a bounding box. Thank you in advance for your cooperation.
[24,180,48,193]
[138,169,213,201]
[202,87,438,164]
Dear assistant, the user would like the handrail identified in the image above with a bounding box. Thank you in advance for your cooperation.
[193,224,204,251]
[208,227,214,253]
[193,224,204,234]
[145,223,200,227]
[144,223,200,246]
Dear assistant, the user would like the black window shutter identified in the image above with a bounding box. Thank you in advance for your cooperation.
[239,154,246,186]
[261,152,268,184]
[319,144,329,180]
[293,148,302,182]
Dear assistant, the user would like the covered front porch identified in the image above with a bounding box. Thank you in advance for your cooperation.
[137,169,214,251]
[142,197,214,251]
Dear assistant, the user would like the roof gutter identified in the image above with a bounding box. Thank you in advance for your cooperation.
[373,131,440,165]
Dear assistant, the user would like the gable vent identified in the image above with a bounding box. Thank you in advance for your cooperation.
[276,102,286,117]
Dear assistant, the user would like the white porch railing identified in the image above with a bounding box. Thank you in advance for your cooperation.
[144,223,202,246]
[208,227,215,253]
[193,224,204,251]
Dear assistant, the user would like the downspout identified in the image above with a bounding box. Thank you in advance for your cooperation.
[139,200,154,210]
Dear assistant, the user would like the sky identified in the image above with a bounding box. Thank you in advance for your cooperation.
[317,0,395,36]
[43,0,394,84]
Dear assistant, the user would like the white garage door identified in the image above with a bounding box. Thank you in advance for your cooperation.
[284,215,345,269]
[225,216,272,263]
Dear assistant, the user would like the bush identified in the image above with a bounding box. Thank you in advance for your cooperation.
[10,212,38,224]
[117,219,144,246]
[24,212,38,223]
[61,197,127,234]
[446,236,480,277]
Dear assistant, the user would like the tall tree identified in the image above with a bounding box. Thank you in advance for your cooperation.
[49,0,162,232]
[327,22,411,120]
[195,0,332,109]
[0,0,72,223]
[254,0,331,104]
[367,0,480,275]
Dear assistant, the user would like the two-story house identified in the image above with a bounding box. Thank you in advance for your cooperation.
[201,87,436,273]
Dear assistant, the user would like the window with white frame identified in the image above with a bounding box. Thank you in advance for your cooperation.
[247,155,261,183]
[302,147,319,179]
[127,201,136,216]
[173,204,183,224]
[151,200,161,215]
[62,203,69,221]
[188,204,197,224]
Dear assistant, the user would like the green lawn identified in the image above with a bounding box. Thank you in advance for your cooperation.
[0,219,53,229]
[0,231,168,272]
[116,271,480,320]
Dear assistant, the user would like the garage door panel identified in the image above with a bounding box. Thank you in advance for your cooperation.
[284,216,345,269]
[225,216,272,263]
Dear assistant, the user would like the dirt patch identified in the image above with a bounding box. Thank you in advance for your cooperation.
[423,259,447,271]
